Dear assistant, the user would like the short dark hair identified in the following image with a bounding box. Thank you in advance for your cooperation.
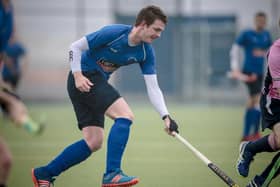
[135,5,167,26]
[255,11,267,18]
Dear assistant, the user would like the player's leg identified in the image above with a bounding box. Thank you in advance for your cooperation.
[247,152,280,187]
[32,127,101,187]
[243,78,262,141]
[102,98,139,187]
[31,72,104,187]
[237,94,280,177]
[243,96,257,141]
[237,123,280,177]
[0,137,12,187]
[250,76,263,140]
[250,94,262,140]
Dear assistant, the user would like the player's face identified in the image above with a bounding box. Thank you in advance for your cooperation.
[142,19,165,43]
[255,16,266,31]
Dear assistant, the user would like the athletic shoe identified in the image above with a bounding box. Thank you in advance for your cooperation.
[237,141,254,177]
[31,168,55,187]
[246,175,265,187]
[102,169,139,187]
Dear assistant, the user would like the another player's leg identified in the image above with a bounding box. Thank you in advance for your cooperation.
[242,79,262,141]
[247,152,280,187]
[251,94,262,140]
[242,95,261,141]
[1,90,44,135]
[243,107,256,141]
[0,137,12,187]
[32,126,101,187]
[237,123,280,177]
[103,98,139,187]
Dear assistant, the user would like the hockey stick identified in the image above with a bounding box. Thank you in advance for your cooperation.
[262,155,280,187]
[174,133,239,187]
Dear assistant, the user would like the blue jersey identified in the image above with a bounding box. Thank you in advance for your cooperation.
[81,24,156,79]
[0,2,13,52]
[236,29,272,75]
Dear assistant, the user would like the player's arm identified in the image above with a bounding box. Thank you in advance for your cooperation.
[141,44,179,135]
[69,37,93,92]
[229,43,256,82]
[143,74,179,135]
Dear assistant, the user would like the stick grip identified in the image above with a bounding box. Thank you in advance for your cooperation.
[208,163,239,187]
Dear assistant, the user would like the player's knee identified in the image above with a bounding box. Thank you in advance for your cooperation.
[114,112,134,121]
[85,137,103,152]
[124,112,134,121]
[269,132,280,150]
[274,134,280,150]
[273,124,280,149]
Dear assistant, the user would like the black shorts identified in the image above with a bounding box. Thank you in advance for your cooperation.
[260,93,280,130]
[67,71,121,130]
[244,73,263,96]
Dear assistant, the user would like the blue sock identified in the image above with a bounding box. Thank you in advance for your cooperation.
[45,139,92,177]
[252,108,261,134]
[106,118,132,174]
[244,108,254,137]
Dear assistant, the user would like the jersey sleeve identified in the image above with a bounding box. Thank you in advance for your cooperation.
[236,31,247,47]
[86,25,128,50]
[139,44,156,75]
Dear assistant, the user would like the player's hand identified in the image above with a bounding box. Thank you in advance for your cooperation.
[73,72,93,92]
[163,115,179,136]
[228,71,257,83]
[227,70,242,80]
[245,74,257,83]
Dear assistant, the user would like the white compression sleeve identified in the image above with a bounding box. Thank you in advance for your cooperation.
[144,74,169,118]
[229,44,240,71]
[69,37,89,72]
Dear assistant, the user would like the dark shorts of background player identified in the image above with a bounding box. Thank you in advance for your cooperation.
[67,71,121,130]
[0,88,21,114]
[260,93,280,130]
[244,73,263,96]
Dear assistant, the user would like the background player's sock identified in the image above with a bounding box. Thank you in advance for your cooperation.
[252,107,261,134]
[243,108,254,138]
[45,139,92,177]
[22,116,40,134]
[106,118,132,174]
[246,135,274,155]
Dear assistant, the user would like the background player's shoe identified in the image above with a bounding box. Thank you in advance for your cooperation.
[246,175,264,187]
[31,168,55,187]
[237,141,254,177]
[102,169,139,187]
